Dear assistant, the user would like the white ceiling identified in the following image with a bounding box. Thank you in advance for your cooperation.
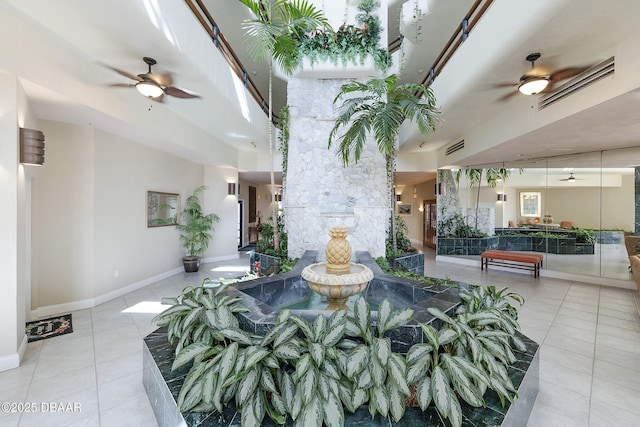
[2,0,640,185]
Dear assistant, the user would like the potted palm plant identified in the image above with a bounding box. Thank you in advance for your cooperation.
[176,185,220,272]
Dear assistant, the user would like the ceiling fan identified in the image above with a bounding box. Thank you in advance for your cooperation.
[106,57,200,102]
[559,173,579,182]
[495,53,593,101]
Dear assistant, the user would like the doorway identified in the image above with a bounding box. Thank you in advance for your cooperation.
[423,199,437,249]
[237,200,244,248]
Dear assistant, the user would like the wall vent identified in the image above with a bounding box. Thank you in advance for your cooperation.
[445,140,465,156]
[539,57,615,110]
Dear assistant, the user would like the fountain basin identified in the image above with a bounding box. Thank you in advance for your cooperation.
[143,250,540,426]
[301,262,374,310]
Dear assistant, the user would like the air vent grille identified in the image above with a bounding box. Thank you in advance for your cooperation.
[445,140,465,156]
[539,57,615,109]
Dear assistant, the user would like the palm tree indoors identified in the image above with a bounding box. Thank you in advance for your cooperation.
[329,74,439,252]
[238,0,330,252]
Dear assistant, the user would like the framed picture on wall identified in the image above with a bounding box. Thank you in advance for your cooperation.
[519,191,541,217]
[147,191,179,227]
[397,203,413,216]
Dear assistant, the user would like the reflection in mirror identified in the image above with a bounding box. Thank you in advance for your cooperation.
[147,191,179,227]
[437,148,639,287]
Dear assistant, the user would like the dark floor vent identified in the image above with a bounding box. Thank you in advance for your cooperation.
[445,140,465,156]
[539,57,615,110]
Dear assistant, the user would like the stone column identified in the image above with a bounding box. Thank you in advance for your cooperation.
[285,78,388,259]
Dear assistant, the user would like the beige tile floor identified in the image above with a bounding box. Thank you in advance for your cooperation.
[1,250,639,427]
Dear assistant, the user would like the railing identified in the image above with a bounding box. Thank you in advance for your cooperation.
[420,0,494,87]
[184,0,494,119]
[184,0,273,122]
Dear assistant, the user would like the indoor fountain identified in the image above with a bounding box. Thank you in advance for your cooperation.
[300,226,374,310]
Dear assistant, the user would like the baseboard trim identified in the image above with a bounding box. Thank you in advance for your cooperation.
[0,335,27,372]
[31,255,242,319]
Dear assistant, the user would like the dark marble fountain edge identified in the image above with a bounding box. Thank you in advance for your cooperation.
[143,250,540,427]
[234,251,465,353]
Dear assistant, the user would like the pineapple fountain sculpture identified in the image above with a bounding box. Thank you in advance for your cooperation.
[300,226,374,310]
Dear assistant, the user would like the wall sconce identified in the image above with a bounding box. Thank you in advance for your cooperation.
[435,183,444,195]
[497,194,507,202]
[20,128,45,165]
[396,194,402,203]
[227,183,236,196]
[413,187,417,199]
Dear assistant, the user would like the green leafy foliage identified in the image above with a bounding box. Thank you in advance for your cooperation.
[573,227,596,244]
[375,256,455,288]
[278,104,290,182]
[176,186,220,256]
[405,285,525,426]
[292,0,390,72]
[257,215,288,257]
[386,215,414,258]
[338,297,414,422]
[156,278,526,427]
[438,210,486,238]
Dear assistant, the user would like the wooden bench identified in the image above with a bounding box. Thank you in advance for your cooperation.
[481,250,543,277]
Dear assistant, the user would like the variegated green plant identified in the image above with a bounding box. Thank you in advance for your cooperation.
[405,285,525,427]
[285,309,349,427]
[154,282,526,427]
[338,297,414,422]
[153,279,250,354]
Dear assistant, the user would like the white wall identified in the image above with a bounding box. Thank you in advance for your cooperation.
[31,121,241,314]
[0,72,21,370]
[519,176,635,230]
[459,176,634,231]
[33,121,95,308]
[92,128,204,297]
[203,165,239,258]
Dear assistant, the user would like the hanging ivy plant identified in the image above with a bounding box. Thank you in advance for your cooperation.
[292,0,391,72]
[278,104,290,184]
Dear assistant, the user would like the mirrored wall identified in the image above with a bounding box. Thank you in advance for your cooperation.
[437,146,640,283]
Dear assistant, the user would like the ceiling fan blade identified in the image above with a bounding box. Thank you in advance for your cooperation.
[549,65,592,82]
[164,86,201,99]
[109,83,136,88]
[489,82,518,89]
[497,90,519,102]
[148,72,173,87]
[104,65,141,82]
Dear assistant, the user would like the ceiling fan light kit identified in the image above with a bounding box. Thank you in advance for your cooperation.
[497,52,590,100]
[518,76,549,95]
[107,56,200,102]
[136,81,164,98]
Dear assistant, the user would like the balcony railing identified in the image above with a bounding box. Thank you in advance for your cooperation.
[185,0,494,119]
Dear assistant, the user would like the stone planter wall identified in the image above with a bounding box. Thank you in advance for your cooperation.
[437,235,595,256]
[594,230,624,244]
[392,252,425,275]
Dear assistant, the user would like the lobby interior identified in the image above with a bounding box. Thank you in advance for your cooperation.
[1,0,640,426]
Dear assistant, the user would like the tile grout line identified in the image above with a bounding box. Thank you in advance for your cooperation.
[17,339,42,427]
[90,307,103,427]
[585,284,602,427]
